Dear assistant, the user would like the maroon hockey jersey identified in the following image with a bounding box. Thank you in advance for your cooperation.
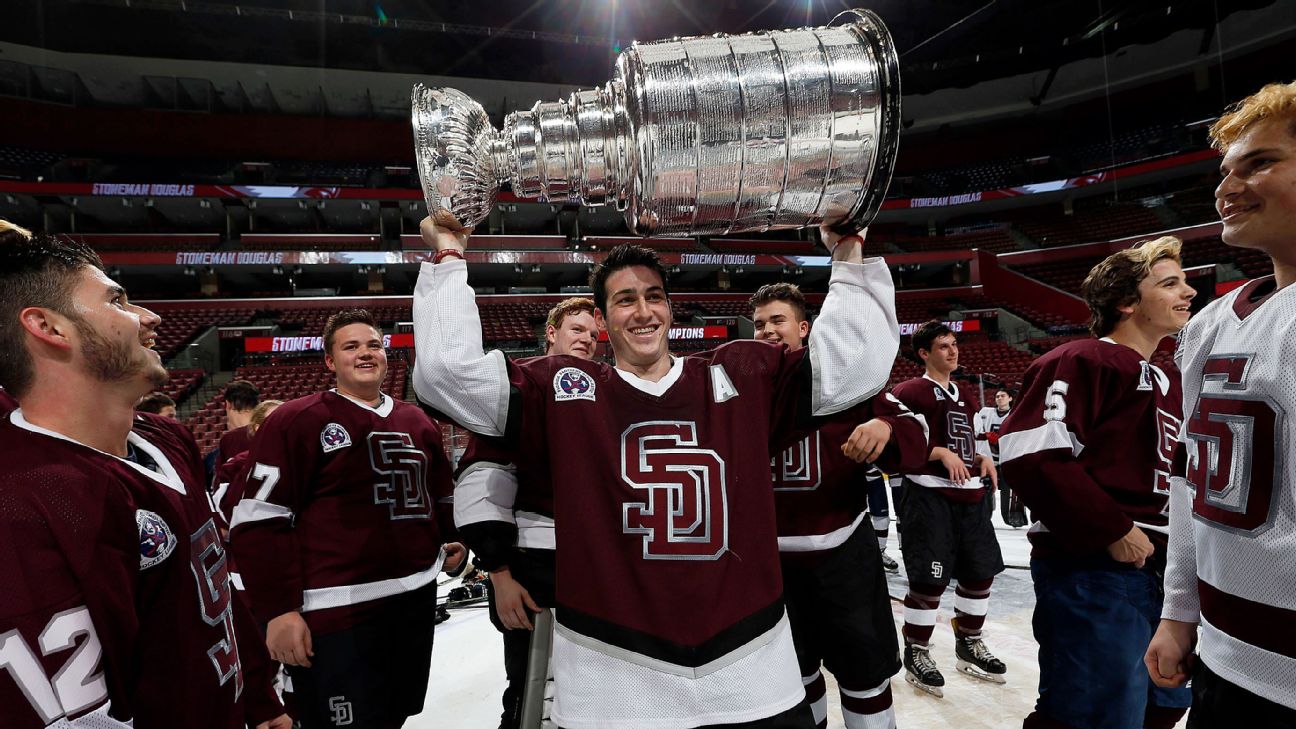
[891,375,985,502]
[229,391,455,635]
[0,411,280,729]
[773,393,928,552]
[212,450,251,528]
[503,341,805,670]
[217,425,251,460]
[999,338,1182,558]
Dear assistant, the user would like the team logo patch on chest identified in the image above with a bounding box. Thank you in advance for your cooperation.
[137,509,176,569]
[553,367,596,402]
[320,422,353,452]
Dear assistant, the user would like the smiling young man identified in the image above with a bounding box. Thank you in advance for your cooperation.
[752,282,928,729]
[453,297,599,729]
[998,236,1196,729]
[1144,81,1296,728]
[0,231,287,729]
[890,320,1004,698]
[413,218,898,729]
[229,309,465,729]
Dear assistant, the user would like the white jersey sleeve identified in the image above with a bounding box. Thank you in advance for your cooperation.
[1161,471,1200,622]
[806,259,899,416]
[412,259,511,436]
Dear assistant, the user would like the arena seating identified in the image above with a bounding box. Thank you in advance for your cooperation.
[586,236,701,253]
[158,368,205,404]
[238,234,386,251]
[1014,203,1163,249]
[77,233,220,252]
[272,304,412,336]
[187,359,409,453]
[708,238,820,255]
[154,306,256,359]
[888,227,1018,254]
[401,235,570,251]
[0,145,64,178]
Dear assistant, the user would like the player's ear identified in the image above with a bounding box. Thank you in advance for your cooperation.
[545,324,557,347]
[324,351,337,373]
[594,308,608,331]
[18,306,74,351]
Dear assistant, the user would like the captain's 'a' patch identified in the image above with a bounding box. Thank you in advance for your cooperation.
[711,364,739,403]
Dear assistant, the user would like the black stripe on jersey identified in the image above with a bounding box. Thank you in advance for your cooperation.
[505,383,524,444]
[457,521,517,573]
[555,595,785,668]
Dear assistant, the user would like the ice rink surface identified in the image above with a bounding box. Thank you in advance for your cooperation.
[412,505,1187,728]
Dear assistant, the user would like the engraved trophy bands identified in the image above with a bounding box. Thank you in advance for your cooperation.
[411,8,900,237]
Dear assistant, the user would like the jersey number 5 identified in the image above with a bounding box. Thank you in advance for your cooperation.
[1186,355,1281,533]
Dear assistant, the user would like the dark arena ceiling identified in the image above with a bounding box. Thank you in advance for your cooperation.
[0,0,1287,94]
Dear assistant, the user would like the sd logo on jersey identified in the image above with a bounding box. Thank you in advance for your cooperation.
[137,509,176,569]
[553,367,596,402]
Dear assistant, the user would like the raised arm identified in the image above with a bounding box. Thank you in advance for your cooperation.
[411,218,512,436]
[807,229,900,415]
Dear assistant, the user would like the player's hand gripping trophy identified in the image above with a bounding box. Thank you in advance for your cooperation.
[412,8,900,250]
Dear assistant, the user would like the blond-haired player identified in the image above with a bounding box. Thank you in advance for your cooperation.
[1145,80,1296,727]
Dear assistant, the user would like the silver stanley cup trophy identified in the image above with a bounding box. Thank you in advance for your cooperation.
[412,9,900,236]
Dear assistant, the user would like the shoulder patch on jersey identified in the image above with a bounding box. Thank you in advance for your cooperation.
[137,509,176,569]
[709,364,739,403]
[320,422,352,452]
[933,387,946,401]
[553,367,596,402]
[1138,361,1155,392]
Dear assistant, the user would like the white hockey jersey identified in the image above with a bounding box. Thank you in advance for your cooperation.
[1164,276,1296,710]
[974,405,1010,462]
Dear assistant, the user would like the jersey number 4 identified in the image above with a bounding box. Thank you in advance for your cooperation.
[621,421,729,560]
[1186,355,1282,533]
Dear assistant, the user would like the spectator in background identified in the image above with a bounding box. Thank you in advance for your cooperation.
[136,391,178,419]
[206,379,260,486]
[975,388,1026,526]
[219,379,261,459]
[212,399,285,530]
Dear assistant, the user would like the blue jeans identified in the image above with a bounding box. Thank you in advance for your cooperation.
[1028,558,1192,729]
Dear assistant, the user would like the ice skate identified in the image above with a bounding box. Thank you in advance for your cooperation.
[903,642,945,698]
[955,632,1008,684]
[880,551,900,574]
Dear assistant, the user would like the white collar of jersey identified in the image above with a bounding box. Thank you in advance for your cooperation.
[922,372,959,400]
[8,409,188,494]
[612,355,684,397]
[1098,336,1140,357]
[331,389,394,417]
